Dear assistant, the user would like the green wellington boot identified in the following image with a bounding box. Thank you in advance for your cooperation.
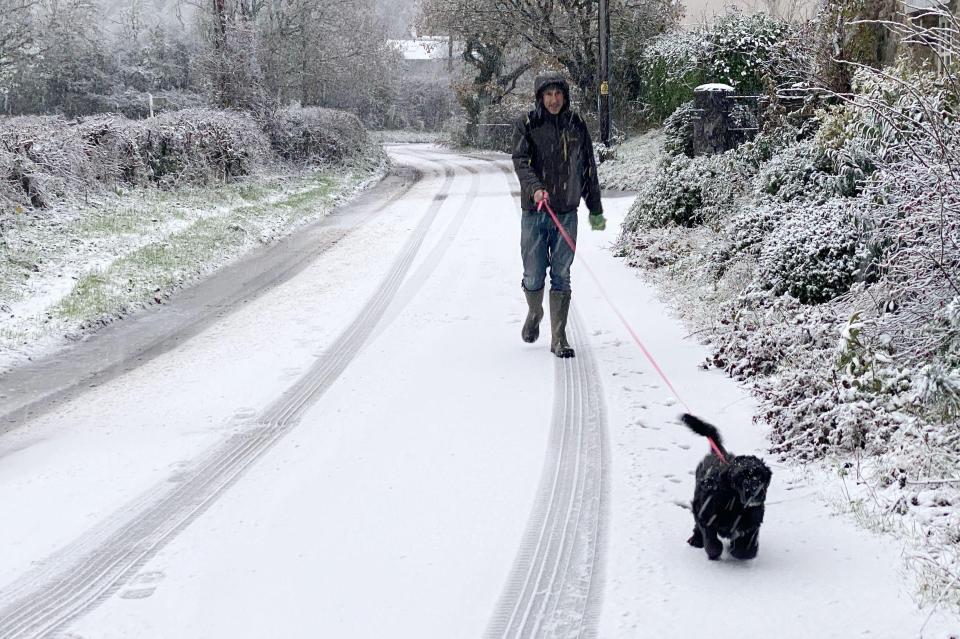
[549,290,575,358]
[521,287,545,343]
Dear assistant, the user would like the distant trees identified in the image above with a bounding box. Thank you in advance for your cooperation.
[1,0,113,115]
[0,0,401,125]
[0,0,38,70]
[418,0,682,140]
[189,0,400,121]
[418,0,533,142]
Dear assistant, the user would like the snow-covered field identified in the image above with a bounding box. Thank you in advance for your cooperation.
[0,145,957,637]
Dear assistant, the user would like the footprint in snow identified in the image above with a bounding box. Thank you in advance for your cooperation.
[119,571,165,600]
[280,367,302,381]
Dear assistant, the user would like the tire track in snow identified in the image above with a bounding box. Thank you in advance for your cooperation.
[485,311,609,639]
[369,155,484,343]
[483,155,610,639]
[0,151,468,639]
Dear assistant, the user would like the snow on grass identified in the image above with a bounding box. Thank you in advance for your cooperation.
[596,129,664,192]
[0,159,387,373]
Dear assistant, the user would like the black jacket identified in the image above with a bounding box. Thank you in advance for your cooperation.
[512,73,602,215]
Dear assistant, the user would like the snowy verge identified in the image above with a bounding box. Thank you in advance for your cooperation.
[371,129,450,145]
[614,119,960,614]
[596,129,664,192]
[0,152,388,374]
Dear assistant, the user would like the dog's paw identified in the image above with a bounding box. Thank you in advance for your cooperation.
[730,543,759,560]
[730,532,760,559]
[705,539,723,560]
[687,534,704,548]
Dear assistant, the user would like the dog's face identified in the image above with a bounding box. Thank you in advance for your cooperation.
[728,456,772,508]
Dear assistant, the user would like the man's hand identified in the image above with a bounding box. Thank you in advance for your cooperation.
[589,212,607,231]
[534,189,549,205]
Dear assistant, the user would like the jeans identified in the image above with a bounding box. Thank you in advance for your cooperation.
[520,209,578,293]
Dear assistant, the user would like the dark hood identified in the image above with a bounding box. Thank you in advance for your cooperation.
[533,71,571,114]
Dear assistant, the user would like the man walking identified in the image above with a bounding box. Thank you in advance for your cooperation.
[512,71,606,359]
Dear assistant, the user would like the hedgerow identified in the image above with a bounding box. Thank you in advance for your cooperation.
[0,106,378,217]
[618,46,960,603]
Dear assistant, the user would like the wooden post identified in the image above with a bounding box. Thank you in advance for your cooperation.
[598,0,611,145]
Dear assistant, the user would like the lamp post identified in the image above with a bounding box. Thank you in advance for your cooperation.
[598,0,611,145]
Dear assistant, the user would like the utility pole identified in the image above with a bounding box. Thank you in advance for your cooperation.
[598,0,611,145]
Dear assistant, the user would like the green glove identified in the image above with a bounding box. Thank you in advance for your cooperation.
[589,212,607,231]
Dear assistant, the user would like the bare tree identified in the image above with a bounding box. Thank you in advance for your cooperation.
[0,0,39,70]
[418,0,533,140]
[419,0,681,126]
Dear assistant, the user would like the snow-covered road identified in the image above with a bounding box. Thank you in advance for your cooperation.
[0,145,956,638]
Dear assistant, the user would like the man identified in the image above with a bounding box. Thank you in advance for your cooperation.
[512,71,606,359]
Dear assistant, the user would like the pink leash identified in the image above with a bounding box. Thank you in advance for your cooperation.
[537,198,726,460]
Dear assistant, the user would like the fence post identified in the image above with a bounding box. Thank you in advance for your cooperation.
[693,83,734,156]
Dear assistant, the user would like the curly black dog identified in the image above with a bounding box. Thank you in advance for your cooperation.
[681,414,772,561]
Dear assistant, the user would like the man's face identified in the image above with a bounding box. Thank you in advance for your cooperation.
[542,86,565,115]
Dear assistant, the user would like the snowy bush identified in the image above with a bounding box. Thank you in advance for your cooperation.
[705,292,838,378]
[0,116,100,209]
[442,116,471,148]
[637,29,704,123]
[700,10,810,94]
[755,139,872,202]
[624,144,759,230]
[662,100,696,157]
[757,200,881,304]
[725,203,785,255]
[619,20,960,605]
[383,76,458,132]
[264,107,370,167]
[708,201,788,277]
[819,64,959,164]
[623,155,705,228]
[73,116,149,187]
[476,96,530,153]
[128,109,270,186]
[638,9,813,124]
[0,106,372,214]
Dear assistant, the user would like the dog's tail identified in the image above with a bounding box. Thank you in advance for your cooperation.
[680,414,729,461]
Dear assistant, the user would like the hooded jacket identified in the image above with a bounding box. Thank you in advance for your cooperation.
[512,71,602,215]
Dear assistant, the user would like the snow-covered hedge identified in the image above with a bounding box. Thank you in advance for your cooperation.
[758,127,875,203]
[595,129,664,191]
[130,109,271,186]
[662,100,696,157]
[0,116,101,209]
[757,200,881,304]
[623,145,759,229]
[619,58,960,600]
[264,106,370,166]
[0,106,376,216]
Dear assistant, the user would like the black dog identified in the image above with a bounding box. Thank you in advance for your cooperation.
[681,414,772,561]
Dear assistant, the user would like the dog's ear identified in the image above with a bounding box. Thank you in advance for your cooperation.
[761,462,773,486]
